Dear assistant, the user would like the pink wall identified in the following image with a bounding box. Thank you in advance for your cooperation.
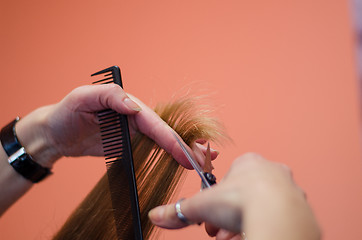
[1,1,361,239]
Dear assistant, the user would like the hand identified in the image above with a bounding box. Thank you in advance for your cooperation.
[0,84,220,216]
[149,153,321,240]
[15,84,218,168]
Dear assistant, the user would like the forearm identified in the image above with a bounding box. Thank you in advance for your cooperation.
[0,146,32,216]
[0,106,60,216]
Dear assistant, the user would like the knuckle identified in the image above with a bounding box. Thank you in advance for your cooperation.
[279,163,294,178]
[103,84,127,109]
[280,163,292,173]
[242,152,262,160]
[236,152,263,164]
[65,85,92,106]
[69,85,88,96]
[107,83,123,93]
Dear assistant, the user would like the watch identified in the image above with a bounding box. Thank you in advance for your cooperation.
[0,118,51,183]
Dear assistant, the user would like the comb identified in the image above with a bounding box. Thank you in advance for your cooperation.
[91,66,143,240]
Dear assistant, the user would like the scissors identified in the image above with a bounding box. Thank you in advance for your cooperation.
[172,132,217,189]
[173,133,248,239]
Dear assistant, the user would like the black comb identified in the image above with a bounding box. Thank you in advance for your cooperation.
[91,66,143,240]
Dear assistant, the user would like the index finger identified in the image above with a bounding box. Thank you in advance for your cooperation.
[148,186,242,234]
[129,97,195,169]
[65,84,211,168]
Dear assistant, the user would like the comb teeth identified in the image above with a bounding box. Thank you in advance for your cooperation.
[91,66,125,162]
[91,66,143,240]
[91,65,123,87]
[91,66,117,76]
[92,76,114,84]
[97,111,126,161]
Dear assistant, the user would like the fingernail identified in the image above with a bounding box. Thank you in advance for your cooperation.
[124,98,142,111]
[148,206,165,223]
[211,148,219,155]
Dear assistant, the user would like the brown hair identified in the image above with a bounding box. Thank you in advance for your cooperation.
[53,97,224,240]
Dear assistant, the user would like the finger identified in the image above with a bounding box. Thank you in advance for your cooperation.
[205,222,219,237]
[148,193,211,229]
[66,84,142,114]
[191,142,207,167]
[195,139,207,144]
[148,203,189,229]
[216,229,241,240]
[149,187,241,233]
[230,235,243,240]
[130,98,201,169]
[195,142,219,161]
[206,222,242,239]
[66,85,194,168]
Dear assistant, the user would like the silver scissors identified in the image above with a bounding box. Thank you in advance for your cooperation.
[172,132,216,189]
[173,133,248,239]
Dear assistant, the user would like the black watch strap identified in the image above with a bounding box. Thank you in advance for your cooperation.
[0,118,51,183]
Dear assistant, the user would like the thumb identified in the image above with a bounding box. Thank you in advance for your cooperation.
[148,187,242,234]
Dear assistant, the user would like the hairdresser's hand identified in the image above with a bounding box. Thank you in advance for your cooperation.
[1,84,219,216]
[16,84,217,168]
[149,153,321,240]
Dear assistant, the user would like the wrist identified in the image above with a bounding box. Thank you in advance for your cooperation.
[15,106,61,169]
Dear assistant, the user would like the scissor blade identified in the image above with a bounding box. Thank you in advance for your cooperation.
[172,132,211,188]
[203,142,213,173]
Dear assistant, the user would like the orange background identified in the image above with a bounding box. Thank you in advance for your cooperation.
[0,1,361,239]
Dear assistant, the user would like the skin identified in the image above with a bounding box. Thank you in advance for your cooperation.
[0,84,218,216]
[0,84,320,240]
[149,153,321,240]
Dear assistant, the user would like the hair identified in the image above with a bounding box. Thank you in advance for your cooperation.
[53,96,225,240]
